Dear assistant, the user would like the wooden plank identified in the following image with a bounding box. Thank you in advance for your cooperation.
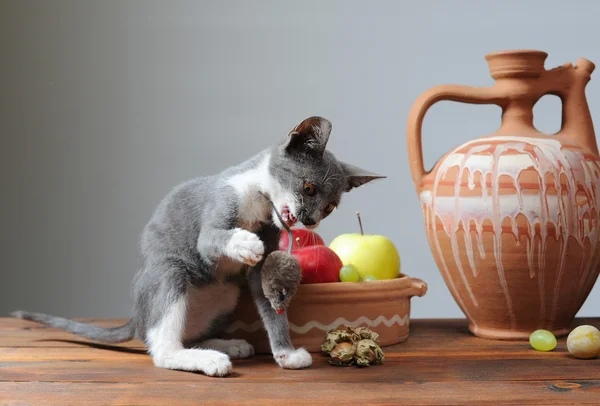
[0,317,144,349]
[0,345,596,363]
[0,347,149,362]
[1,380,599,405]
[0,318,130,329]
[0,329,576,353]
[1,356,599,384]
[3,317,597,331]
[2,317,598,350]
[0,331,146,349]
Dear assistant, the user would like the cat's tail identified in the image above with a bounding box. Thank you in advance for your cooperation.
[11,310,135,343]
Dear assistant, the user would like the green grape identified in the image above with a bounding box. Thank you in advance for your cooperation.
[339,265,360,282]
[363,275,378,282]
[529,329,557,352]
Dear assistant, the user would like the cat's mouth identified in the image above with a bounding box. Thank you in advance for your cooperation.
[280,206,297,228]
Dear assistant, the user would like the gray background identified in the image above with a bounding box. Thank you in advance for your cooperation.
[1,0,599,319]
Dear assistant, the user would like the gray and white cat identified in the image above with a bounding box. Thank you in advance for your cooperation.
[12,116,384,377]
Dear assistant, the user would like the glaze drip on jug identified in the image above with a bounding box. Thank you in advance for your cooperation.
[420,136,600,329]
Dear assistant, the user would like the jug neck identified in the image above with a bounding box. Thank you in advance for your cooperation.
[495,88,538,136]
[485,51,597,152]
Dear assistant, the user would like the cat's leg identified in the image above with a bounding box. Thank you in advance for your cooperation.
[147,295,233,376]
[145,285,233,377]
[197,226,264,267]
[195,338,255,359]
[181,286,254,360]
[247,267,312,369]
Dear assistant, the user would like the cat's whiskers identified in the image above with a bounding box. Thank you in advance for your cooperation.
[321,156,332,183]
[323,173,341,189]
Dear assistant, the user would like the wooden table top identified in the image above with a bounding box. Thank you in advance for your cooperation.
[1,317,599,405]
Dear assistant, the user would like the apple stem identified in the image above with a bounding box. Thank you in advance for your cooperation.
[295,237,301,250]
[356,212,364,236]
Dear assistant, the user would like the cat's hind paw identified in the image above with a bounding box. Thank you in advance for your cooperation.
[198,338,255,359]
[222,339,255,359]
[274,348,312,370]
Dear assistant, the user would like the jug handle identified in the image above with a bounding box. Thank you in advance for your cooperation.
[406,85,501,189]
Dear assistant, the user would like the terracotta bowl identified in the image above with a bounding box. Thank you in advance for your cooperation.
[221,274,428,354]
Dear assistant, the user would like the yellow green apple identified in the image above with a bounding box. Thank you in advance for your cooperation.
[328,212,401,281]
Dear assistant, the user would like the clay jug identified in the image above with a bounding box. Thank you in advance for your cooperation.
[407,50,598,339]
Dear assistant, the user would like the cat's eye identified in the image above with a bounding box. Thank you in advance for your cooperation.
[278,292,286,302]
[303,182,316,196]
[324,203,336,214]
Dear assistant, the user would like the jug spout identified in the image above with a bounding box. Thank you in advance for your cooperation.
[545,58,597,154]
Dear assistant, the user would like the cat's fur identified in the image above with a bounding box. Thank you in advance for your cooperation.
[12,116,384,377]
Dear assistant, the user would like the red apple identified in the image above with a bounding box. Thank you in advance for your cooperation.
[279,228,325,252]
[294,245,343,284]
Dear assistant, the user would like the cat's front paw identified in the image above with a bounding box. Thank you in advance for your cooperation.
[274,348,312,370]
[226,229,265,266]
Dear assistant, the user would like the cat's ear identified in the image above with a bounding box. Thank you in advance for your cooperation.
[340,161,386,192]
[283,116,332,156]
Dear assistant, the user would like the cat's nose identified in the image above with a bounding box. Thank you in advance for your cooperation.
[301,217,317,226]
